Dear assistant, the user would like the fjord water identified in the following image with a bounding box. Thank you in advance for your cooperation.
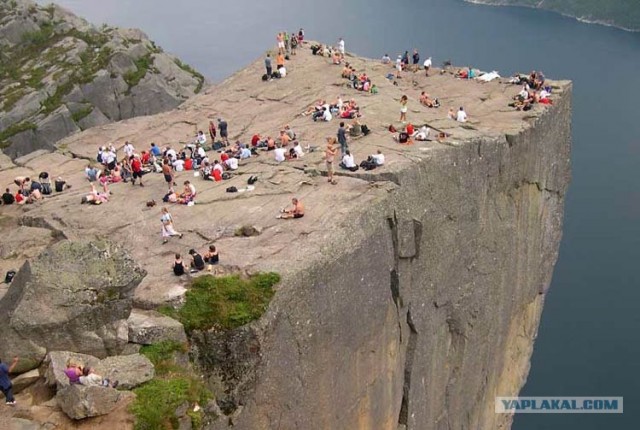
[39,0,640,428]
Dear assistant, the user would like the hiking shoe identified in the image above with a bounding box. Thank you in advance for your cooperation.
[6,401,16,405]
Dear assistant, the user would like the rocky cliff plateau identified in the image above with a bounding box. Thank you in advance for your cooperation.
[0,40,571,429]
[0,0,205,160]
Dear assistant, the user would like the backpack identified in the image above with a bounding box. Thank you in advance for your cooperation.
[247,175,258,185]
[222,172,231,180]
[262,74,269,81]
[388,124,397,133]
[226,186,238,193]
[4,270,16,284]
[41,182,52,195]
[285,55,290,61]
[361,124,370,136]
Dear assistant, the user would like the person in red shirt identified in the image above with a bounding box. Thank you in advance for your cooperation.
[406,123,415,136]
[251,134,261,147]
[220,153,229,163]
[15,191,25,205]
[184,158,193,171]
[131,156,144,187]
[140,151,150,165]
[212,169,222,182]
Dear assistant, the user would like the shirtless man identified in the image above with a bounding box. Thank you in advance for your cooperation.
[325,137,338,185]
[278,197,305,219]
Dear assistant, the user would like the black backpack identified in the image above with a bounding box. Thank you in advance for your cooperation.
[247,175,258,185]
[41,182,52,195]
[262,74,269,81]
[4,270,16,284]
[361,124,370,136]
[226,186,238,193]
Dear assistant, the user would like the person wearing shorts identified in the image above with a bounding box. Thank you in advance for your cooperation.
[325,137,338,184]
[162,161,173,189]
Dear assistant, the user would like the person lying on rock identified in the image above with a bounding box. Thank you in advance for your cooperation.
[64,362,83,385]
[81,183,110,205]
[277,197,305,219]
[79,367,118,388]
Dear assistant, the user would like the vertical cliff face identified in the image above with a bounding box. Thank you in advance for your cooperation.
[203,86,571,429]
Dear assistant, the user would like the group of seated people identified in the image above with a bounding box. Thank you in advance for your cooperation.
[390,123,448,144]
[162,180,197,204]
[2,173,70,206]
[338,149,385,172]
[508,71,552,111]
[341,64,378,94]
[302,97,361,122]
[172,246,219,275]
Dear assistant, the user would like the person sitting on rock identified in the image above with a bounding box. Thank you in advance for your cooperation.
[173,253,185,276]
[177,181,196,204]
[85,164,101,183]
[277,197,305,219]
[203,245,219,265]
[189,249,206,272]
[13,176,30,193]
[79,367,118,388]
[419,91,440,108]
[2,188,15,205]
[340,150,359,172]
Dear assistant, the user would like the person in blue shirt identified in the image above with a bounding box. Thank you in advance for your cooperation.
[0,356,19,405]
[150,143,162,157]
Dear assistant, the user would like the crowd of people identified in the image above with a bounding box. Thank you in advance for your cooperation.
[508,70,552,111]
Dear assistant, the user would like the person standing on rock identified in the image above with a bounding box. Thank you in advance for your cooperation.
[265,53,273,79]
[131,155,144,187]
[400,95,408,123]
[337,121,349,156]
[161,207,183,244]
[208,120,217,143]
[218,118,229,146]
[276,32,285,54]
[162,160,174,190]
[325,137,338,185]
[0,356,19,405]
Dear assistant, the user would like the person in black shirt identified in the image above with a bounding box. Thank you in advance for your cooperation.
[172,253,185,276]
[2,188,14,205]
[189,249,205,271]
[218,118,229,146]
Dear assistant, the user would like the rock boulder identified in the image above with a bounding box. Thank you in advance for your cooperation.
[96,353,155,390]
[57,384,121,420]
[127,309,188,345]
[0,241,146,372]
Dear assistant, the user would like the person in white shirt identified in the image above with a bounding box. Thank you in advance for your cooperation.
[372,150,385,166]
[196,145,206,159]
[166,148,177,161]
[456,107,468,123]
[123,141,134,158]
[173,158,185,172]
[278,66,287,78]
[274,146,286,162]
[423,57,432,76]
[103,150,116,168]
[322,108,332,122]
[196,131,207,146]
[292,141,304,158]
[415,126,431,141]
[240,147,252,159]
[381,54,391,64]
[539,88,550,99]
[338,38,345,55]
[225,157,239,170]
[340,150,356,170]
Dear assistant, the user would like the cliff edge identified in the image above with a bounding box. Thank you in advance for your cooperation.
[0,43,571,430]
[0,0,205,159]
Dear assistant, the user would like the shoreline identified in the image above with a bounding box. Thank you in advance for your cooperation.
[464,0,640,33]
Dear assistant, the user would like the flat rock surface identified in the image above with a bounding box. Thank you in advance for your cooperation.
[0,43,569,310]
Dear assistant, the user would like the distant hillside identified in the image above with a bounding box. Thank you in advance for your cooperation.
[0,0,206,159]
[466,0,640,31]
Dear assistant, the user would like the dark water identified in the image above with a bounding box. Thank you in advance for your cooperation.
[39,0,640,428]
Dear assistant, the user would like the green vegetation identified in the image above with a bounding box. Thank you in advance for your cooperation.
[2,87,26,112]
[0,121,37,148]
[71,106,93,122]
[160,273,280,333]
[174,59,205,94]
[133,341,211,430]
[124,54,154,89]
[41,81,73,114]
[478,0,640,30]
